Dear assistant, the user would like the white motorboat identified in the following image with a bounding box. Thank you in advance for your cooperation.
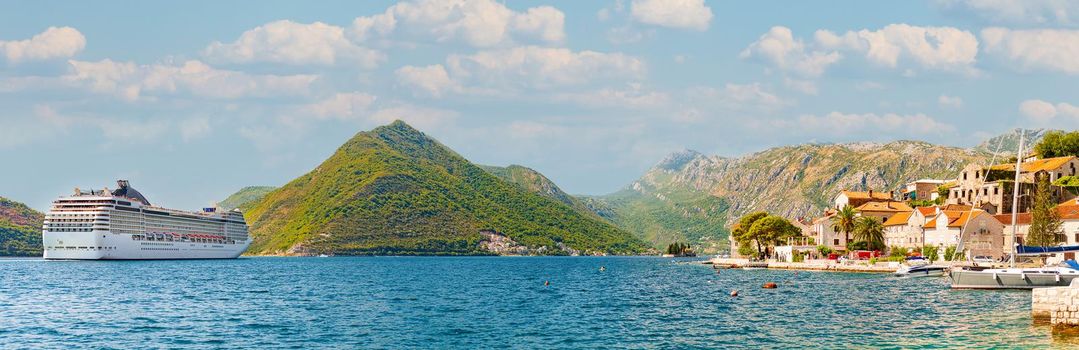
[894,263,948,277]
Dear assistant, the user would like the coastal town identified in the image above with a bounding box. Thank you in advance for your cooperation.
[723,152,1079,269]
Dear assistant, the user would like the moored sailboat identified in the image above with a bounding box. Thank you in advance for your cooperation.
[948,130,1079,289]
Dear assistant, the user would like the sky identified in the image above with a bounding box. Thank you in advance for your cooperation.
[2,0,1079,211]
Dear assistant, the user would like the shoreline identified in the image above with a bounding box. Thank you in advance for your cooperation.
[707,257,916,273]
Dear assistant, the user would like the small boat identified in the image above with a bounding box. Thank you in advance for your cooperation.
[894,264,948,277]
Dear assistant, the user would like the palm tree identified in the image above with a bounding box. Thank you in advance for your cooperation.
[853,216,885,251]
[831,205,857,250]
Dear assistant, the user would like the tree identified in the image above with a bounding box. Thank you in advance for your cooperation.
[746,215,801,259]
[852,216,885,251]
[1053,175,1079,196]
[817,245,833,257]
[1028,174,1064,247]
[1034,130,1079,158]
[733,212,769,257]
[831,205,857,250]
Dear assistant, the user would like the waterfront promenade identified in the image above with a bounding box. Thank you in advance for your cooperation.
[707,257,966,273]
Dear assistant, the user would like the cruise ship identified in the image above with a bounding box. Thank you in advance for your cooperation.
[42,180,250,260]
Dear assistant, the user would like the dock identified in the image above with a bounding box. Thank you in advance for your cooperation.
[707,258,899,273]
[1032,279,1079,335]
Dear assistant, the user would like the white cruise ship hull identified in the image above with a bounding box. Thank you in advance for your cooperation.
[43,230,250,260]
[42,180,253,260]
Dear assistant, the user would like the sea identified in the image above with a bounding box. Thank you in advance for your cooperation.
[1,256,1074,349]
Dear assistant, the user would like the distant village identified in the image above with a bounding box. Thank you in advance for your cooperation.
[730,154,1079,263]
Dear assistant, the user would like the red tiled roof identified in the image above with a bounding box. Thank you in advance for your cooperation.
[989,156,1076,173]
[856,201,913,212]
[994,213,1032,225]
[883,211,912,226]
[929,210,986,228]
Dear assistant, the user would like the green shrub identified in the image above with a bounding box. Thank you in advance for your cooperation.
[924,245,940,261]
[943,245,964,261]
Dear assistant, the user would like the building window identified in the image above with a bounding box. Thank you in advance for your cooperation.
[834,239,840,245]
[1075,233,1079,243]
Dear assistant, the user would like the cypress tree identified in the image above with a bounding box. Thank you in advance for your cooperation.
[1028,174,1064,247]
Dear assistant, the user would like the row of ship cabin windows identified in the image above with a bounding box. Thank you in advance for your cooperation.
[49,228,93,232]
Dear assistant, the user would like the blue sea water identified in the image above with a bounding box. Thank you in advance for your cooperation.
[0,256,1074,349]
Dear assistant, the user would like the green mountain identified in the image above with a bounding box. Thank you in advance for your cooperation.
[594,142,992,251]
[581,150,730,251]
[218,186,276,211]
[243,121,647,256]
[0,196,43,256]
[478,164,599,219]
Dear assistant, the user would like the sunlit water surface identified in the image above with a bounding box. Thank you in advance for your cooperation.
[1,257,1074,349]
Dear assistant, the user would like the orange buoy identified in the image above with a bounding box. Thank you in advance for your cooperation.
[730,290,739,297]
[763,282,778,289]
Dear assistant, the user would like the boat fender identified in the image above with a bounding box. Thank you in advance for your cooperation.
[1057,274,1061,282]
[1021,273,1026,280]
[762,282,777,289]
[993,273,998,280]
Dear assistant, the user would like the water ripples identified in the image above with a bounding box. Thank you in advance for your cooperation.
[1,257,1077,349]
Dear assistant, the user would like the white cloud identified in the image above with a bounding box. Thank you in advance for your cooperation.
[351,0,565,47]
[22,105,171,147]
[740,26,841,78]
[1020,99,1079,126]
[783,78,818,95]
[552,84,670,108]
[443,46,646,92]
[0,27,85,63]
[630,0,713,31]
[686,83,790,112]
[64,59,318,101]
[816,24,979,71]
[395,64,457,97]
[982,27,1079,74]
[744,25,979,78]
[938,95,963,108]
[203,20,384,68]
[301,92,378,120]
[935,0,1078,27]
[786,112,955,137]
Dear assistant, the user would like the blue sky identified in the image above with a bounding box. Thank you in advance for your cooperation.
[2,0,1079,211]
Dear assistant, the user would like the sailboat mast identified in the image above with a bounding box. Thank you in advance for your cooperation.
[1009,129,1024,268]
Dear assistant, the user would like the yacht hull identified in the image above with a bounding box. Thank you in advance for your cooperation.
[949,268,1079,289]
